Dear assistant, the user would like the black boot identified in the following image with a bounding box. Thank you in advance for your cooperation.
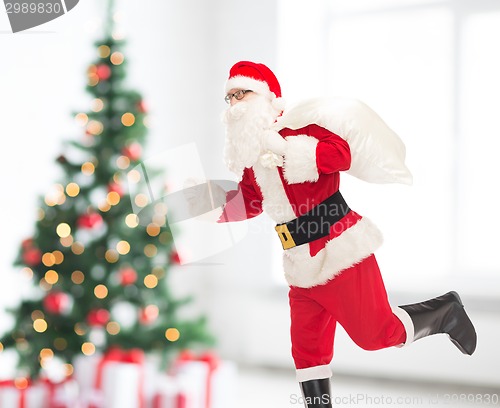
[299,378,332,408]
[399,291,477,355]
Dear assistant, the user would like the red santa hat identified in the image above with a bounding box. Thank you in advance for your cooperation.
[225,61,285,110]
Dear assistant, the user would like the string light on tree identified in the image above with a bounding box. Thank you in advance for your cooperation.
[56,223,71,238]
[146,223,161,237]
[21,267,34,280]
[143,274,158,289]
[94,284,109,299]
[81,342,96,356]
[81,161,95,176]
[107,191,121,206]
[44,270,59,285]
[97,45,111,58]
[60,235,74,247]
[144,244,157,258]
[71,270,85,285]
[106,322,121,335]
[87,120,104,136]
[71,242,85,255]
[87,65,99,86]
[75,112,89,126]
[91,98,105,112]
[74,323,86,336]
[105,249,119,263]
[116,155,130,170]
[33,319,48,333]
[121,112,135,127]
[110,51,124,65]
[125,214,139,228]
[66,182,80,197]
[14,378,28,391]
[165,328,180,342]
[116,240,130,255]
[42,252,56,267]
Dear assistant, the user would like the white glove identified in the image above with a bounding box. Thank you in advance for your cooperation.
[262,130,287,155]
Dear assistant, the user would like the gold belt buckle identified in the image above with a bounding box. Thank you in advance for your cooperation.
[275,224,296,250]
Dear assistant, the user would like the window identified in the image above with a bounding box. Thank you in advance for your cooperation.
[276,0,500,293]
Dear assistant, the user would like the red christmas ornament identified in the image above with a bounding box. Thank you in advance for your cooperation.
[86,309,110,327]
[77,213,103,229]
[43,291,71,315]
[170,251,182,265]
[139,305,159,325]
[22,247,42,266]
[22,238,35,249]
[108,182,123,197]
[137,100,147,113]
[96,64,111,80]
[121,142,142,161]
[118,267,137,286]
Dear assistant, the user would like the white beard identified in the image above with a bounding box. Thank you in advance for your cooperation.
[222,94,281,180]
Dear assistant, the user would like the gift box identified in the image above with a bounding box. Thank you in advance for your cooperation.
[208,362,237,408]
[0,379,48,408]
[168,352,237,408]
[150,374,192,408]
[73,347,145,408]
[41,377,80,408]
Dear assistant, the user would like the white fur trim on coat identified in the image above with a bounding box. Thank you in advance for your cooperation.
[283,217,383,288]
[392,306,414,347]
[283,135,319,184]
[252,161,296,224]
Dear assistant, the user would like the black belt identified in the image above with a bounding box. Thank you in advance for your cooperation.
[275,191,351,250]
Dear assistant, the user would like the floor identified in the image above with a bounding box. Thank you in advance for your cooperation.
[235,366,500,408]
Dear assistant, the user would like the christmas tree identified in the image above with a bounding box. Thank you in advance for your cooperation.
[0,2,213,380]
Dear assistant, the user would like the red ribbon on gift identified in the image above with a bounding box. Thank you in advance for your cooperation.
[174,350,220,408]
[90,347,145,408]
[152,390,187,408]
[0,379,31,408]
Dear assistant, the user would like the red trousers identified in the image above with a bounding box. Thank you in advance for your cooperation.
[289,254,407,381]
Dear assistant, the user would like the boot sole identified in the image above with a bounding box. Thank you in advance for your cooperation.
[446,291,477,355]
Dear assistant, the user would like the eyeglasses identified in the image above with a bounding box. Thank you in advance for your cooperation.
[224,89,253,104]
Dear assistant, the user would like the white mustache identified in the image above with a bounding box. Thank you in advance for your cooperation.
[222,101,248,123]
[221,94,281,180]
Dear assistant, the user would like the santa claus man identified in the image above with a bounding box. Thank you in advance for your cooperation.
[216,61,476,407]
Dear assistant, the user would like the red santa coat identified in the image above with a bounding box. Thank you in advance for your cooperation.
[220,124,383,288]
